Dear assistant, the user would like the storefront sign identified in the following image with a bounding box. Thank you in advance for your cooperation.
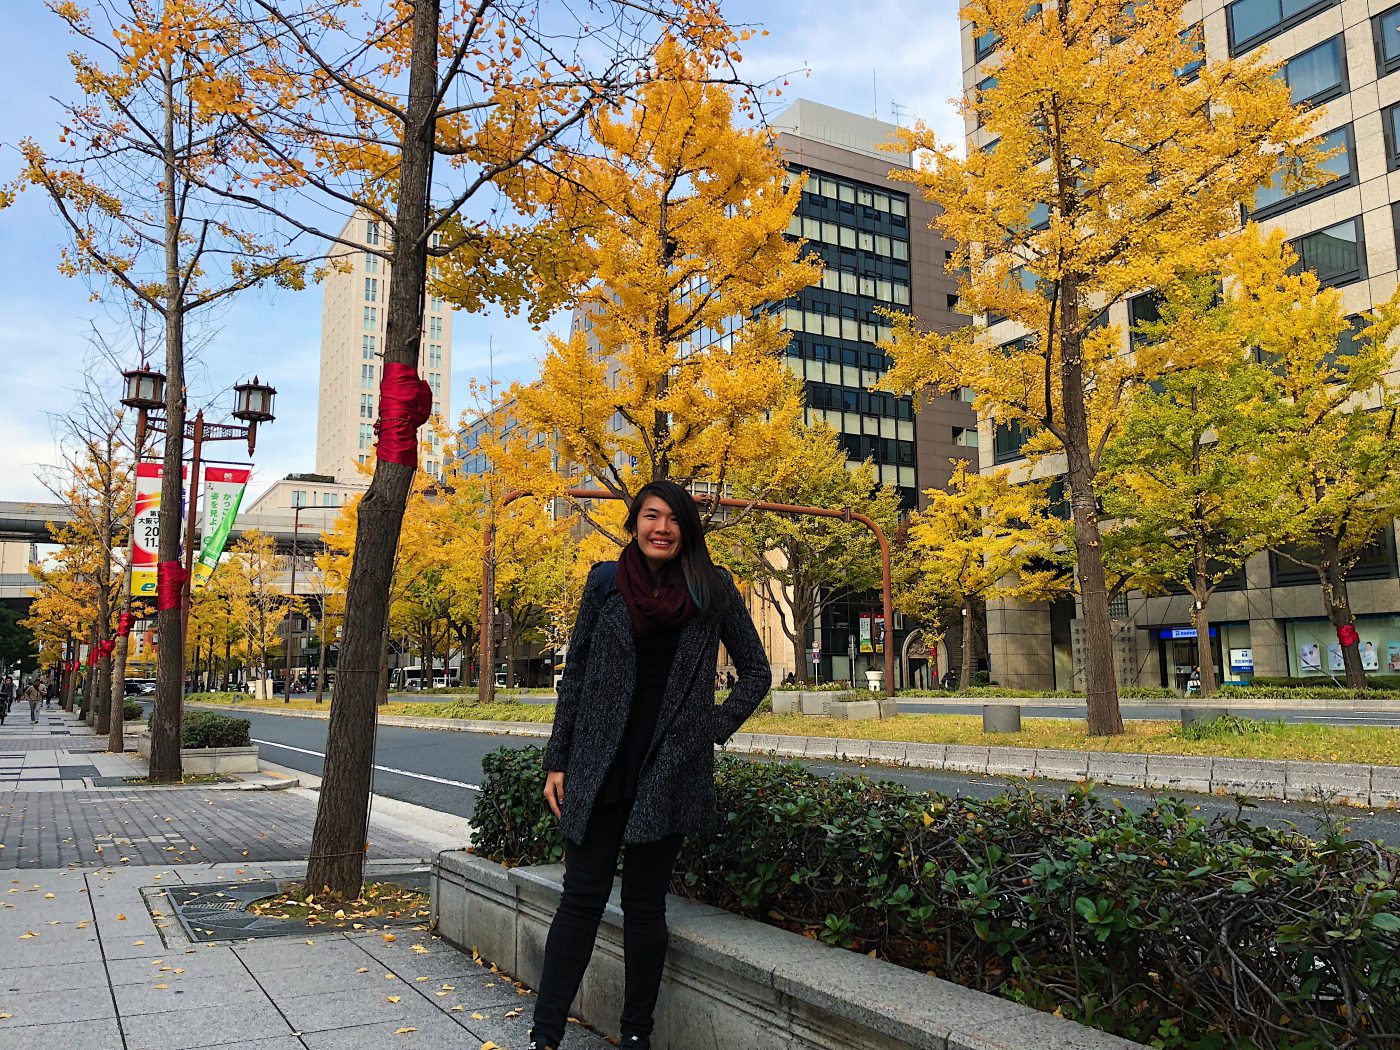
[1159,627,1218,640]
[1229,648,1254,673]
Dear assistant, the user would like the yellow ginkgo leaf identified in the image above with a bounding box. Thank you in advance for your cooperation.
[385,996,401,1003]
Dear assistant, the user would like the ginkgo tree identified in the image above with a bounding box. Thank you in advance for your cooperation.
[1155,228,1400,688]
[895,461,1068,692]
[883,0,1323,733]
[492,36,820,526]
[5,0,312,780]
[208,0,749,897]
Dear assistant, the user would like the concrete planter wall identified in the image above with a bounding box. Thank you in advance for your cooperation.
[135,731,260,774]
[432,851,1146,1050]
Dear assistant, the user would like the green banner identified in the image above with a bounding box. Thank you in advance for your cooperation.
[192,466,249,591]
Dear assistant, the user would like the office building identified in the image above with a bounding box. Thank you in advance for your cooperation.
[960,1,1400,689]
[316,210,452,483]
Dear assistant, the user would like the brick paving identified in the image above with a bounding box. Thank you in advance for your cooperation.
[0,788,427,869]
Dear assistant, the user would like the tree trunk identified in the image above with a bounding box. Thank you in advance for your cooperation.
[958,606,977,692]
[150,63,187,782]
[1318,551,1366,688]
[1058,274,1122,735]
[306,0,439,897]
[315,618,328,704]
[1190,590,1217,700]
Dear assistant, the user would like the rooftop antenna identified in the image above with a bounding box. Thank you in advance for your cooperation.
[891,101,907,127]
[872,68,878,119]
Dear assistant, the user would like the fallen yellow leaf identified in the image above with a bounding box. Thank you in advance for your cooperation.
[470,1011,486,1020]
[154,984,168,990]
[133,940,145,946]
[382,932,396,943]
[116,913,126,921]
[43,893,55,899]
[356,967,370,974]
[386,996,401,1003]
[393,1028,416,1035]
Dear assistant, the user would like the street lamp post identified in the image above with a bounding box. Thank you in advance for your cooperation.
[282,501,304,704]
[121,365,276,672]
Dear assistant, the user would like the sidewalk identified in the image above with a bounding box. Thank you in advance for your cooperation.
[1,711,611,1049]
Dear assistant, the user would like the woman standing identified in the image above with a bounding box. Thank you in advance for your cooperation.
[529,481,771,1050]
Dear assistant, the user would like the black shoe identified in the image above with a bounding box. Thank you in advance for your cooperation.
[621,1037,652,1049]
[526,1034,557,1050]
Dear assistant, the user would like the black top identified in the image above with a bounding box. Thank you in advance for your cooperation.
[598,626,680,804]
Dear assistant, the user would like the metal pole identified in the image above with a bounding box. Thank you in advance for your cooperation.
[478,518,495,704]
[283,503,301,703]
[490,488,899,698]
[179,411,204,687]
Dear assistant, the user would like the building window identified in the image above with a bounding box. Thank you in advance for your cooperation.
[974,25,999,61]
[1177,24,1206,81]
[1127,290,1165,347]
[993,420,1031,464]
[363,306,376,330]
[1375,5,1400,77]
[361,363,376,389]
[974,75,997,128]
[358,423,374,450]
[1289,217,1365,287]
[365,253,378,273]
[364,277,377,301]
[363,334,376,359]
[953,426,979,448]
[366,220,380,245]
[1227,0,1337,55]
[1278,37,1347,107]
[360,394,374,418]
[1252,124,1354,219]
[1324,314,1367,373]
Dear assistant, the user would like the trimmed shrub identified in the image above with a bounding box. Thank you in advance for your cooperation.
[1247,676,1400,692]
[897,686,1175,700]
[121,699,143,722]
[1175,714,1281,742]
[473,747,1400,1049]
[182,711,251,749]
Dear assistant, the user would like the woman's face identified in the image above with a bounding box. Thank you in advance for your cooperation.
[635,494,682,568]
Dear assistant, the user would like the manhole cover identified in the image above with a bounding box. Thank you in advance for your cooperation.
[168,870,431,942]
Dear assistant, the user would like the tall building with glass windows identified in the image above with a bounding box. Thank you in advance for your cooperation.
[961,2,1400,691]
[772,100,974,513]
[768,100,975,684]
[315,210,452,483]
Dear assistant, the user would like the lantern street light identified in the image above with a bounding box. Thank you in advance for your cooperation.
[119,363,277,660]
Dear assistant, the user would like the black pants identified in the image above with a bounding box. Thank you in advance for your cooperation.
[531,800,684,1046]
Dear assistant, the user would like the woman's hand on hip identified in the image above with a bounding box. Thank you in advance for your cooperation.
[543,770,565,820]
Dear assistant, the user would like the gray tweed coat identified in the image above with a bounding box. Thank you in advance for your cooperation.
[543,562,771,845]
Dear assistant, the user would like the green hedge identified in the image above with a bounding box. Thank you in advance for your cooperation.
[897,686,1177,700]
[182,711,251,749]
[1242,676,1400,692]
[1218,685,1400,701]
[121,699,144,722]
[472,746,1400,1050]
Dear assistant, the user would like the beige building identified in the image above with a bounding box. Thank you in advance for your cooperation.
[961,0,1400,689]
[316,211,452,483]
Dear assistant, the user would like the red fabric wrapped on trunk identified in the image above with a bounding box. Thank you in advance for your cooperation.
[117,611,135,637]
[157,561,188,612]
[1337,624,1360,647]
[374,362,434,467]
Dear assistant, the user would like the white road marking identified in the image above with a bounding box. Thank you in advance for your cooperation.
[250,738,480,791]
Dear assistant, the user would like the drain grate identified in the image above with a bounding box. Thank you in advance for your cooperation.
[167,869,431,942]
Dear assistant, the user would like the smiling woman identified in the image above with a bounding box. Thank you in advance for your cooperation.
[530,479,771,1050]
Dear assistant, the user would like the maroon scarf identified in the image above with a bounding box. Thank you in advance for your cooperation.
[615,541,697,638]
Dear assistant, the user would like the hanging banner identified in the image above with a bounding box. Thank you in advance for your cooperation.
[859,614,873,654]
[131,461,185,599]
[192,465,250,591]
[874,615,886,655]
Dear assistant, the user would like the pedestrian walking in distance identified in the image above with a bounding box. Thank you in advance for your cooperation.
[0,674,14,724]
[530,480,771,1050]
[21,680,41,724]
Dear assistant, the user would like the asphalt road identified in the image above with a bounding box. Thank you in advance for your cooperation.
[213,707,1400,848]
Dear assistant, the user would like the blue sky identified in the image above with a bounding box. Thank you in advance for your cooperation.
[0,0,962,504]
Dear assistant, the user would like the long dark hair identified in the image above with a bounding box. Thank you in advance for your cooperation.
[624,480,729,620]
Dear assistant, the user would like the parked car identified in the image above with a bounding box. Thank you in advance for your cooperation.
[432,674,461,688]
[124,679,156,696]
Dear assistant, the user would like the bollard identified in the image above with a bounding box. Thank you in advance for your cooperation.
[982,704,1022,733]
[1180,706,1229,727]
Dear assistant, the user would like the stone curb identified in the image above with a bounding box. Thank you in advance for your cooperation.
[182,703,1397,808]
[725,733,1399,808]
[434,851,1147,1050]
